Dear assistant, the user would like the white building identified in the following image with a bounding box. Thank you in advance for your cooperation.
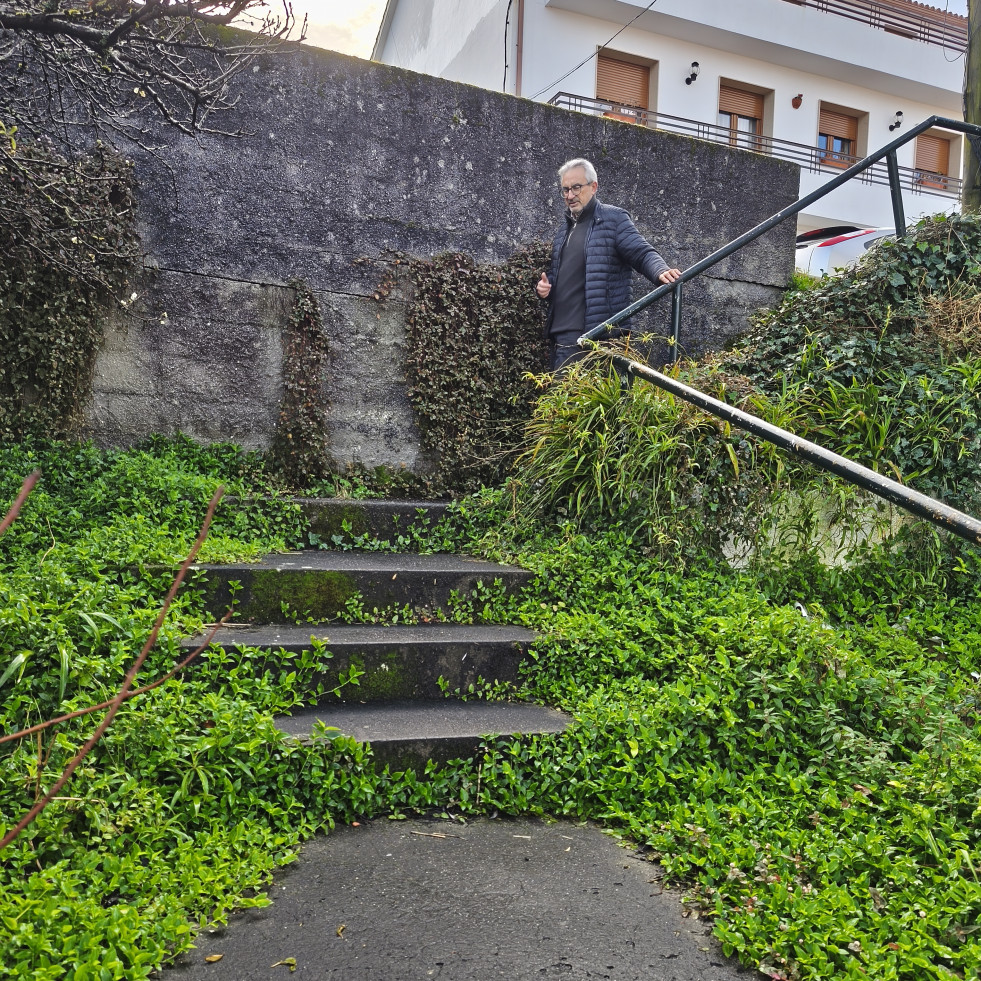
[372,0,967,233]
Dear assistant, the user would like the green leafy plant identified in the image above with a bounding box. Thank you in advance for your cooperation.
[266,280,332,489]
[0,136,138,439]
[372,244,550,496]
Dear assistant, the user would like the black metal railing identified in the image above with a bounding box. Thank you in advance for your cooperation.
[575,115,981,546]
[548,95,963,200]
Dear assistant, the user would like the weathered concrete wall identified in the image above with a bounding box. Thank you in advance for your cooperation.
[88,44,800,469]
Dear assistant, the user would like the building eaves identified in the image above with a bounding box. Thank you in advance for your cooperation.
[371,0,398,60]
[900,0,967,20]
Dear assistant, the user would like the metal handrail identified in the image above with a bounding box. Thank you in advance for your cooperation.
[548,95,963,199]
[575,115,981,546]
[580,115,978,349]
[609,357,981,546]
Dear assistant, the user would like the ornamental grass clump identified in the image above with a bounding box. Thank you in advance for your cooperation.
[510,349,783,557]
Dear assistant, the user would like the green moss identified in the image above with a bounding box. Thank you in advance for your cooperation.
[306,502,370,541]
[343,652,413,700]
[242,569,358,621]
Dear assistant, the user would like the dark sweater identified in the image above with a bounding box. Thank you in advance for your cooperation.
[548,197,596,339]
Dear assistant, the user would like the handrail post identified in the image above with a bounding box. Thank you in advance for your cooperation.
[671,282,683,364]
[886,150,907,236]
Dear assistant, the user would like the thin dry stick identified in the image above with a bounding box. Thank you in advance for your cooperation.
[0,472,40,538]
[0,486,225,852]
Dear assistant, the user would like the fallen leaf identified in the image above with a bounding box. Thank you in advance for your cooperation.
[204,954,224,963]
[271,958,297,972]
[336,924,346,938]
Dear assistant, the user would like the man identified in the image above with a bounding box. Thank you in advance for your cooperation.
[536,158,681,371]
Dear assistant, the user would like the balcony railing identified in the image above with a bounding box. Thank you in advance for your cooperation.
[777,0,966,50]
[547,94,963,199]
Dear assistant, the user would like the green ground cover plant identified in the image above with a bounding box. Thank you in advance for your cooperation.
[4,436,980,980]
[3,213,981,980]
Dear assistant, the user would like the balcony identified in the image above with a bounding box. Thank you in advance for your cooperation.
[547,93,963,201]
[777,0,966,50]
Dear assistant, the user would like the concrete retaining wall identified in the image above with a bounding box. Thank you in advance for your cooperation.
[88,43,800,472]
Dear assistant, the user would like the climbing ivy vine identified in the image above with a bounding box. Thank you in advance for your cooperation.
[375,244,550,496]
[0,133,138,439]
[266,279,332,489]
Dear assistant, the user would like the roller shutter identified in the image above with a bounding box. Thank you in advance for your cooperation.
[719,86,763,120]
[597,55,650,109]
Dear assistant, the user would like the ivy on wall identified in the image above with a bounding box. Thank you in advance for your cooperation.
[376,244,550,496]
[0,133,138,439]
[266,279,332,489]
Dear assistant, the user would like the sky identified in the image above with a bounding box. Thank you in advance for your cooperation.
[293,0,387,58]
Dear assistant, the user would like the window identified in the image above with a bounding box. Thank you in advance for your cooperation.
[597,53,650,123]
[718,86,764,152]
[818,106,859,167]
[915,132,953,189]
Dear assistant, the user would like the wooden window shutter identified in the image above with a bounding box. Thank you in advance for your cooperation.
[819,107,858,141]
[719,86,763,120]
[597,55,650,110]
[915,133,950,175]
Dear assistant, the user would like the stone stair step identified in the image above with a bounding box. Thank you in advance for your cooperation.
[274,698,570,771]
[192,550,533,622]
[297,499,449,544]
[182,623,536,701]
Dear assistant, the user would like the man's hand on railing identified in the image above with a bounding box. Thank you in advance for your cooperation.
[659,268,682,284]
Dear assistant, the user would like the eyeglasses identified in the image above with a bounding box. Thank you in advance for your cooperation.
[560,182,591,197]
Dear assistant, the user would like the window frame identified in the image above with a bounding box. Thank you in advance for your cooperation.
[718,84,766,153]
[914,131,954,190]
[817,105,861,169]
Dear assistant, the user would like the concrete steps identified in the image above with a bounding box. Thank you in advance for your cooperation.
[191,550,534,623]
[296,498,449,544]
[188,501,567,769]
[275,699,569,770]
[181,622,536,701]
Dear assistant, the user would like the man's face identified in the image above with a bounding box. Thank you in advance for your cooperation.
[560,167,597,217]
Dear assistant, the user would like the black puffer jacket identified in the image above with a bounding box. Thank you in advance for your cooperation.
[545,199,670,335]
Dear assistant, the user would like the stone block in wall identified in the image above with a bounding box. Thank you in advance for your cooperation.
[87,271,288,449]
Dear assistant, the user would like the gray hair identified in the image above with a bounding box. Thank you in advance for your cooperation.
[558,158,597,184]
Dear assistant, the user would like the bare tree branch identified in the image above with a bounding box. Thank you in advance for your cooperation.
[0,471,39,537]
[0,0,306,139]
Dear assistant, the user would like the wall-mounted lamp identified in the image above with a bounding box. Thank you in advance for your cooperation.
[685,62,700,85]
[889,110,904,131]
[792,94,803,109]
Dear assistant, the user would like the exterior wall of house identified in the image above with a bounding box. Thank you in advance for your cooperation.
[375,0,966,232]
[374,0,508,91]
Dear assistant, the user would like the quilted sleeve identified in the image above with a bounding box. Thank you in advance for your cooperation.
[615,211,670,283]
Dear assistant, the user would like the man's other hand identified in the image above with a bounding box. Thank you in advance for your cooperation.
[536,272,552,298]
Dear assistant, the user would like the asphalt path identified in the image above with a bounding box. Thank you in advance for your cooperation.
[163,815,756,981]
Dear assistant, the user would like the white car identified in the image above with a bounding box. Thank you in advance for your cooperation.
[795,227,895,278]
